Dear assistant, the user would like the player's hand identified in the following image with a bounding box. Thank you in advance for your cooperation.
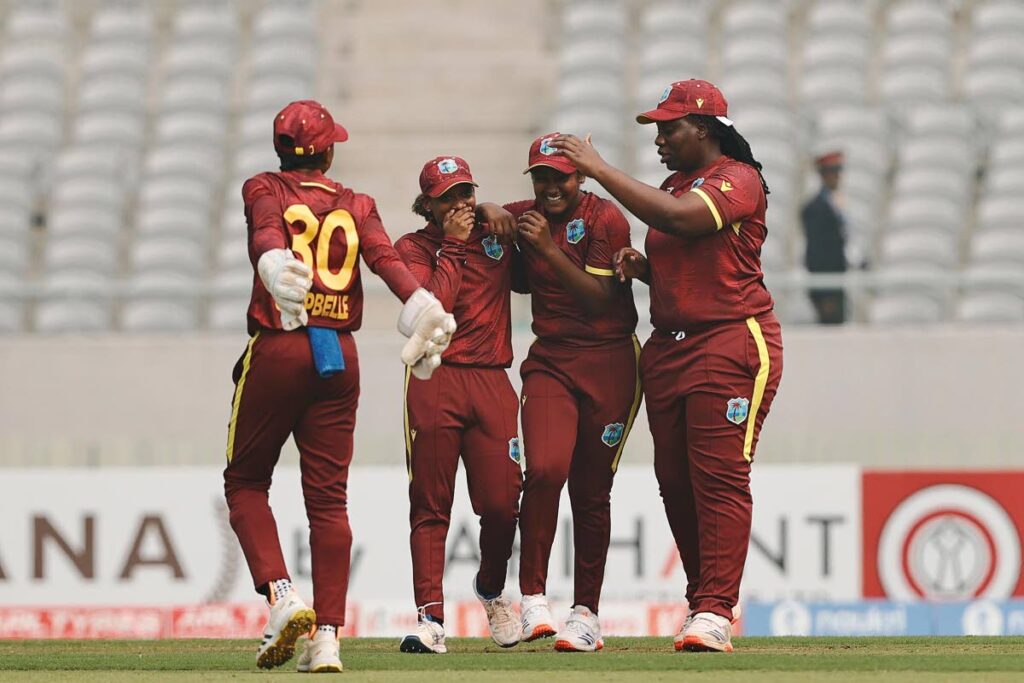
[550,133,606,178]
[398,288,457,365]
[442,204,474,241]
[410,351,442,380]
[257,249,313,328]
[613,247,649,283]
[517,210,556,258]
[476,202,516,246]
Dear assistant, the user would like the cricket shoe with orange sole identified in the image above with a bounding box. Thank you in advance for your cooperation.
[296,628,344,673]
[554,605,603,653]
[520,594,556,642]
[674,605,741,652]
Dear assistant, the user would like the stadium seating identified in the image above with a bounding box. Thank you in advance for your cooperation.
[0,0,1021,332]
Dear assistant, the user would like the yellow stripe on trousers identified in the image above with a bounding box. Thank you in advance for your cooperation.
[403,365,413,481]
[611,334,644,473]
[743,317,770,462]
[225,332,259,463]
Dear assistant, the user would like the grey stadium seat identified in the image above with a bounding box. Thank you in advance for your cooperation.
[73,111,146,147]
[7,6,69,41]
[723,38,787,73]
[879,229,958,269]
[721,70,789,108]
[154,112,228,146]
[723,2,787,36]
[160,76,228,114]
[868,294,944,325]
[143,146,224,184]
[641,1,708,39]
[887,1,953,37]
[0,77,63,114]
[122,272,202,332]
[973,1,1024,36]
[135,206,210,244]
[803,36,870,70]
[989,138,1024,167]
[955,293,1024,323]
[558,74,625,109]
[253,3,316,42]
[131,237,206,275]
[881,67,949,107]
[807,1,870,36]
[0,235,30,274]
[893,168,973,205]
[970,230,1024,266]
[77,75,147,114]
[801,67,867,107]
[245,77,314,113]
[51,178,125,212]
[984,167,1024,195]
[217,233,250,270]
[563,2,628,40]
[138,177,214,211]
[80,43,151,79]
[899,137,974,170]
[35,300,113,333]
[90,7,153,43]
[964,67,1024,114]
[975,197,1024,234]
[164,42,235,81]
[0,42,66,80]
[968,35,1024,71]
[250,44,317,80]
[43,239,118,274]
[172,4,239,43]
[905,105,975,138]
[46,207,122,242]
[887,197,962,234]
[883,35,952,70]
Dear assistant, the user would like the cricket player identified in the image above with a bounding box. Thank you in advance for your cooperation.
[552,80,784,652]
[502,133,640,652]
[394,156,523,654]
[223,100,454,673]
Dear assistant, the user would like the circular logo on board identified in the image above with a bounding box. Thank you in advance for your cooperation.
[877,484,1021,600]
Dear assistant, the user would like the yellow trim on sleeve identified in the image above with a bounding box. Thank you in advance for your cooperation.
[743,317,770,463]
[585,265,615,277]
[691,187,723,231]
[299,181,338,193]
[225,332,259,463]
[403,365,413,482]
[611,334,644,473]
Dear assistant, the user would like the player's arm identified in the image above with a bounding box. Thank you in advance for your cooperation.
[549,134,718,238]
[517,210,613,315]
[394,230,466,312]
[244,179,312,329]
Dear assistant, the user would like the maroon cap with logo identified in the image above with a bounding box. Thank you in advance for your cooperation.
[523,132,577,175]
[419,156,478,198]
[273,100,349,157]
[636,79,734,126]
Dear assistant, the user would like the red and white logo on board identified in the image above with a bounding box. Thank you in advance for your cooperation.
[863,472,1024,601]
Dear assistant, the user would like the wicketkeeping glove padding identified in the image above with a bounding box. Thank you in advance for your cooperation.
[398,288,457,367]
[258,249,313,330]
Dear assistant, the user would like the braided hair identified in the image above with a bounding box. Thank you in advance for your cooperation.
[411,193,433,221]
[691,115,770,197]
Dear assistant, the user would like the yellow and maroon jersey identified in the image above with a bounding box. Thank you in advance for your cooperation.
[646,157,775,330]
[395,222,513,368]
[505,192,637,346]
[242,170,419,335]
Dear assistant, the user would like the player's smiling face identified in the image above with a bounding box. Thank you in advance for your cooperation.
[529,167,582,219]
[428,183,476,225]
[655,116,705,173]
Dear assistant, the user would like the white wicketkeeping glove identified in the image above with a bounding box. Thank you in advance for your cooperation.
[410,352,443,380]
[398,288,457,366]
[258,249,313,331]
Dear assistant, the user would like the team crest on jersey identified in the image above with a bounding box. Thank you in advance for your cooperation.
[566,218,586,244]
[437,158,458,174]
[601,423,625,447]
[482,235,504,260]
[691,177,705,190]
[508,437,522,464]
[539,138,557,155]
[726,397,750,425]
[658,86,671,104]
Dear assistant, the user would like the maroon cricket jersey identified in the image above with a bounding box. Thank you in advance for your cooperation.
[646,156,775,330]
[395,222,513,368]
[504,192,638,345]
[242,170,419,336]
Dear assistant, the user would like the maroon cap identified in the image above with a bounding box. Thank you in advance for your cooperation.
[418,156,478,198]
[636,79,733,126]
[273,100,349,157]
[523,132,577,175]
[815,150,845,169]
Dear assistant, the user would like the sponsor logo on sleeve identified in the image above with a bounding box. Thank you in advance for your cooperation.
[481,235,504,260]
[601,423,625,447]
[690,178,705,190]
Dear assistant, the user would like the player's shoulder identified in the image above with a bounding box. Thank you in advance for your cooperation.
[660,172,686,193]
[395,223,435,249]
[709,158,760,187]
[241,171,278,201]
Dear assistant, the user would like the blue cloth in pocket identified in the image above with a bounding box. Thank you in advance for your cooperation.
[308,326,345,378]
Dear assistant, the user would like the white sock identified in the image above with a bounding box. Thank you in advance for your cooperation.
[318,624,337,638]
[272,578,293,601]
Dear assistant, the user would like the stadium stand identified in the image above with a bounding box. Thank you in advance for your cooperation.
[0,0,1022,332]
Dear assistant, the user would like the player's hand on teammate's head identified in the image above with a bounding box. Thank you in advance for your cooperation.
[517,210,555,256]
[550,133,604,178]
[476,202,516,246]
[613,247,649,283]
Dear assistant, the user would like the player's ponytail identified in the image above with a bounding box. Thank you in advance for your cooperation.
[411,193,433,221]
[693,115,771,198]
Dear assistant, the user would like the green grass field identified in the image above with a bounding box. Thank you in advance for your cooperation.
[2,637,1023,682]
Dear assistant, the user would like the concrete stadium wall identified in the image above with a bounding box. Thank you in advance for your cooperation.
[1,325,1021,468]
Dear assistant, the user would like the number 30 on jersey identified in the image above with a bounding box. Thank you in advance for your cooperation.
[283,204,360,292]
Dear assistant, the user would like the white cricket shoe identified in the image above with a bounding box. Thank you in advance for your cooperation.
[520,594,556,642]
[256,590,317,669]
[473,575,520,648]
[400,616,447,654]
[296,629,343,673]
[677,611,733,652]
[555,605,603,652]
[674,605,741,652]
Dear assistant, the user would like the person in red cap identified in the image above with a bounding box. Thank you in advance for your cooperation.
[551,79,784,653]
[802,149,848,324]
[222,99,456,673]
[394,156,523,654]
[497,133,639,652]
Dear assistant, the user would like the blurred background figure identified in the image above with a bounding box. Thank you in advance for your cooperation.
[801,150,847,325]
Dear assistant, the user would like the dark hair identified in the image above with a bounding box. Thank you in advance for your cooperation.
[276,135,329,171]
[691,115,770,197]
[411,193,432,221]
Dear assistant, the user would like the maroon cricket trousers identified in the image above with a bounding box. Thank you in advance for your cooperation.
[404,364,523,622]
[518,335,642,612]
[640,312,783,620]
[223,329,359,626]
